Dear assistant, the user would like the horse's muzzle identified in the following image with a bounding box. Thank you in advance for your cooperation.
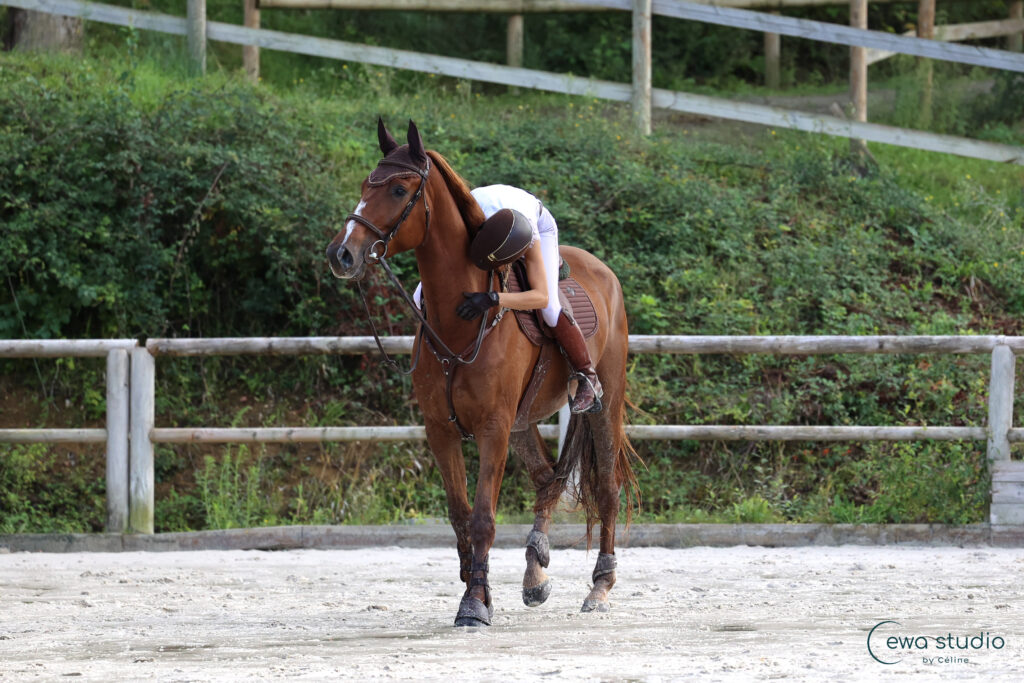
[326,242,365,280]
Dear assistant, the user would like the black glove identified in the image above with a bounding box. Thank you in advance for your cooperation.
[456,291,499,320]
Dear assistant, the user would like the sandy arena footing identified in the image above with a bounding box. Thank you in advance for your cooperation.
[1,544,1022,681]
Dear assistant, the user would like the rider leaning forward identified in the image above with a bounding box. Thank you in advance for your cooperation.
[415,184,603,414]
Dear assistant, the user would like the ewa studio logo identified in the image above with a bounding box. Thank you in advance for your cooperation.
[867,620,1006,666]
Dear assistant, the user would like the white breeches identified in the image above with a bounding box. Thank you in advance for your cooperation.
[536,228,562,327]
[412,211,562,327]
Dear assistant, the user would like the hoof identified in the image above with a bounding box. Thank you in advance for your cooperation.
[522,579,552,607]
[581,598,610,613]
[454,595,493,627]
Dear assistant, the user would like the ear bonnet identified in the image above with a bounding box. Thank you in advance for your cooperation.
[369,118,429,185]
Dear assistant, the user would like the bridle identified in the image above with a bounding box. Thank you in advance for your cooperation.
[346,157,432,264]
[347,154,503,439]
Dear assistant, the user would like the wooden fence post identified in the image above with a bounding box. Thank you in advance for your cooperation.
[632,0,652,136]
[1011,2,1023,53]
[849,0,868,156]
[243,0,260,81]
[507,13,523,67]
[991,461,1024,526]
[987,344,1015,464]
[507,13,523,94]
[917,0,935,128]
[187,0,207,75]
[765,13,780,90]
[129,347,155,534]
[105,349,130,533]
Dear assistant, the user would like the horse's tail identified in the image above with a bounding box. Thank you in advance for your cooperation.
[537,411,642,549]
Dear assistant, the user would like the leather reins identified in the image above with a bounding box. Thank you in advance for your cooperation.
[347,156,503,439]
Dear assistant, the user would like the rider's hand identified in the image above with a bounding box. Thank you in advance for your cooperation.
[456,292,499,320]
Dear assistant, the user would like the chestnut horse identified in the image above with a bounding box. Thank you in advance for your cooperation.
[327,120,637,627]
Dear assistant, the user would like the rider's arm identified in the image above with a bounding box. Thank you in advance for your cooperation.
[456,240,548,321]
[496,242,548,311]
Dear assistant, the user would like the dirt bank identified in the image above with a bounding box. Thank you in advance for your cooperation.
[1,545,1022,681]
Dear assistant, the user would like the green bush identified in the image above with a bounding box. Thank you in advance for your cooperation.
[0,55,358,340]
[0,444,105,533]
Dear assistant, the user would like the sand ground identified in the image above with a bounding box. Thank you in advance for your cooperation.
[1,545,1022,681]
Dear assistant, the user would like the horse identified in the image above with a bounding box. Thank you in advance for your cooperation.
[327,119,638,627]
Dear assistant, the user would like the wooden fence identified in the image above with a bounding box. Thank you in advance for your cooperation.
[3,0,1023,164]
[2,335,1022,532]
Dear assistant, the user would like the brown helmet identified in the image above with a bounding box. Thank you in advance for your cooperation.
[469,208,534,270]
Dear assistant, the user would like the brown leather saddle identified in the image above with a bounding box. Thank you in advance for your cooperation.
[505,258,600,432]
[507,260,598,345]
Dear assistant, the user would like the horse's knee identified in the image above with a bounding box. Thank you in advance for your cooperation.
[470,511,496,547]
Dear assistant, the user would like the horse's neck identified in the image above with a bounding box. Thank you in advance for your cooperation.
[415,191,488,347]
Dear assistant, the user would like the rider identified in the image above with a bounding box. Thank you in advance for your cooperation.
[427,183,603,414]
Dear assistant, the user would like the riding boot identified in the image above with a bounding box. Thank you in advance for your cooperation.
[551,311,604,414]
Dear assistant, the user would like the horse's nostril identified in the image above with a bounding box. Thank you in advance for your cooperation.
[340,247,354,270]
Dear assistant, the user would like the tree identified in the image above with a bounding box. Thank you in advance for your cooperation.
[3,9,82,52]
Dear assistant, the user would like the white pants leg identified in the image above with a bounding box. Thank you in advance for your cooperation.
[538,230,562,327]
[413,282,423,310]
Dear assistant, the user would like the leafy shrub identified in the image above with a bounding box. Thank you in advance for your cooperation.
[0,55,359,340]
[0,443,105,533]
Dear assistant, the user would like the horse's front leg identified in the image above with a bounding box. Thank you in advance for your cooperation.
[424,420,473,593]
[454,421,511,627]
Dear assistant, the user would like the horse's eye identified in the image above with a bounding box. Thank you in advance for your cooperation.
[392,185,408,198]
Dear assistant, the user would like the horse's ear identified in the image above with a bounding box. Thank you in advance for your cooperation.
[407,120,427,165]
[378,117,399,156]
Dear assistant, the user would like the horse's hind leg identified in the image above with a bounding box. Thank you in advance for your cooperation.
[581,369,627,613]
[510,425,556,607]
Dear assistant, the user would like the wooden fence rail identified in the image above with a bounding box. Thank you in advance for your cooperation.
[866,18,1024,65]
[145,334,1024,356]
[254,0,910,8]
[1,335,1021,530]
[3,0,1023,164]
[645,0,1024,72]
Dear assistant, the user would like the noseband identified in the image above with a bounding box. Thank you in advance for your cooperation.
[348,155,500,439]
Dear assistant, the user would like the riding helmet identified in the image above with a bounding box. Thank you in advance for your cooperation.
[469,208,534,270]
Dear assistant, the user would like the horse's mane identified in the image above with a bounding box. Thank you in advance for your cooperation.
[427,150,485,237]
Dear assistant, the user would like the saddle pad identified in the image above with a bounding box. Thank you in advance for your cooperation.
[507,264,598,347]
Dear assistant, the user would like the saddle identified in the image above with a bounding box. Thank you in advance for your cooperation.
[505,257,600,432]
[507,259,599,345]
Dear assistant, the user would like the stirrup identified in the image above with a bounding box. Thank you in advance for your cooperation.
[569,372,603,414]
